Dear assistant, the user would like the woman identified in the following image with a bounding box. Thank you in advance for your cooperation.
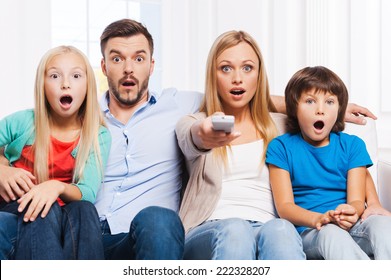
[176,30,305,260]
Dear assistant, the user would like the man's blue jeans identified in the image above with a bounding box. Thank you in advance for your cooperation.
[101,206,185,260]
[0,200,104,259]
[184,218,306,260]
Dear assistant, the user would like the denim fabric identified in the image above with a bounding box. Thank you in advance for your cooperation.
[301,215,391,259]
[350,215,391,259]
[0,200,104,259]
[184,218,305,260]
[0,211,17,259]
[101,206,185,260]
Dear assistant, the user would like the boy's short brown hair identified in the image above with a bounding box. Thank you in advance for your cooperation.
[285,66,349,133]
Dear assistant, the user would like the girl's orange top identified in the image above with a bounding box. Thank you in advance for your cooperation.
[13,136,79,206]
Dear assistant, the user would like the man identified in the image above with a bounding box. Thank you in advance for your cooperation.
[0,18,386,260]
[95,19,202,259]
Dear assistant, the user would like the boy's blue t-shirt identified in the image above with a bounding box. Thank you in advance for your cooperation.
[265,132,372,233]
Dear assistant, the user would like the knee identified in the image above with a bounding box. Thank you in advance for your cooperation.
[317,224,350,245]
[215,218,254,246]
[361,215,391,236]
[133,206,184,237]
[262,218,298,237]
[65,201,98,217]
[37,202,62,223]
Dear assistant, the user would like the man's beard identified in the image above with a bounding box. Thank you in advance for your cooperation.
[107,76,149,106]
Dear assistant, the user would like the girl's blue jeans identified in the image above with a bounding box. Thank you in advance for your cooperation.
[0,200,104,259]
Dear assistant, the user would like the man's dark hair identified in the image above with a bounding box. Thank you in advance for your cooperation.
[100,18,154,58]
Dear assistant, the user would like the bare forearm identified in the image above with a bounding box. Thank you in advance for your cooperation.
[365,170,381,206]
[271,95,286,114]
[58,181,82,202]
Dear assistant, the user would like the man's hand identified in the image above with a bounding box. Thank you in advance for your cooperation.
[345,103,377,125]
[0,165,36,202]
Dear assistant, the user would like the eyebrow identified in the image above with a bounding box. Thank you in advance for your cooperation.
[217,59,256,65]
[109,49,148,56]
[46,66,85,72]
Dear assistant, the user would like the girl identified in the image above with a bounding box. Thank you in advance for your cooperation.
[176,31,305,259]
[0,45,111,259]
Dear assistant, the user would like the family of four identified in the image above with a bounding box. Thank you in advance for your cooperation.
[0,18,390,260]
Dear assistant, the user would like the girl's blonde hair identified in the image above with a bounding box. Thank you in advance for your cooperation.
[33,45,105,184]
[199,30,278,163]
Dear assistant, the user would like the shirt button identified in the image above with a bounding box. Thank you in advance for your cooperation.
[126,154,130,159]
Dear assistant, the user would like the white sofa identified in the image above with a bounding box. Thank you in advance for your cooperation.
[339,118,390,211]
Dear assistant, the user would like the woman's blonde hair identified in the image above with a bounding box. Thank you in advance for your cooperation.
[33,45,105,184]
[200,30,278,163]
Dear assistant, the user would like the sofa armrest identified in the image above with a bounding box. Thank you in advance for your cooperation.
[378,149,391,211]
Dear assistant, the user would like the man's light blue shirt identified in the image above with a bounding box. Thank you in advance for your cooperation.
[95,88,203,234]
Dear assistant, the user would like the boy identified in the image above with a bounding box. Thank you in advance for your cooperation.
[266,66,391,259]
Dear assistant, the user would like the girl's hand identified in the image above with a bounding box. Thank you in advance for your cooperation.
[0,165,36,202]
[17,180,64,222]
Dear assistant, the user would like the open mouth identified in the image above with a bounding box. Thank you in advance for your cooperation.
[314,120,325,130]
[122,80,136,87]
[60,95,73,105]
[230,90,245,95]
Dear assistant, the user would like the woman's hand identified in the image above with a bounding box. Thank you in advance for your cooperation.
[191,113,241,150]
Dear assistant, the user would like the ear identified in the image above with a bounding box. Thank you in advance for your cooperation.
[101,58,107,76]
[149,58,155,77]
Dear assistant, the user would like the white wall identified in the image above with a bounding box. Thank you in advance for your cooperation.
[1,0,391,150]
[0,0,51,117]
[161,0,391,150]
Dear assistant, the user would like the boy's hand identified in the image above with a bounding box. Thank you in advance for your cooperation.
[315,211,335,230]
[332,204,359,231]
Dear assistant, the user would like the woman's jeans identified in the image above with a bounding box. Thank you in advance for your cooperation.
[0,200,104,259]
[101,206,185,260]
[301,215,391,259]
[184,218,306,260]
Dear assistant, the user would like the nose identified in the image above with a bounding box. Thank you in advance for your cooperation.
[316,103,325,115]
[232,70,242,84]
[124,58,134,75]
[61,79,70,90]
